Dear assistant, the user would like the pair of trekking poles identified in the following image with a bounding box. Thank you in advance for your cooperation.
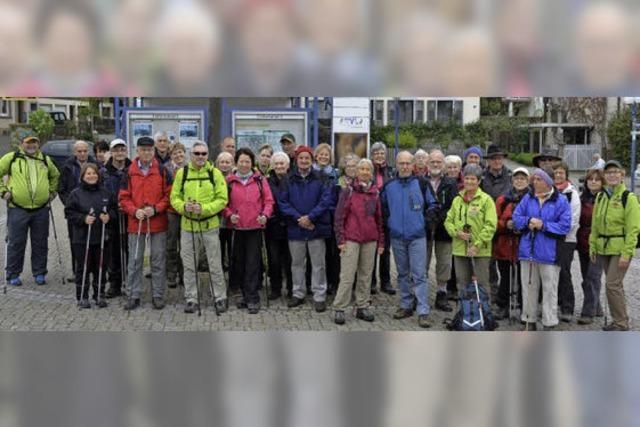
[79,207,109,306]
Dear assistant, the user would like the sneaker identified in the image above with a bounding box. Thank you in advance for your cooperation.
[184,302,199,314]
[152,297,165,310]
[124,298,140,311]
[288,297,305,308]
[603,324,629,331]
[248,303,260,314]
[314,300,327,313]
[522,322,537,331]
[355,308,375,322]
[334,310,345,325]
[418,314,431,328]
[8,277,22,287]
[435,291,453,312]
[34,275,46,286]
[96,299,108,308]
[393,307,413,320]
[105,288,122,298]
[559,313,572,323]
[577,316,593,325]
[215,299,228,314]
[78,299,91,309]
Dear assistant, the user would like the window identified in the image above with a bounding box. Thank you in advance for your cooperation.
[427,101,436,123]
[415,100,424,123]
[0,100,9,117]
[563,128,590,145]
[370,100,384,126]
[426,100,464,125]
[387,100,414,124]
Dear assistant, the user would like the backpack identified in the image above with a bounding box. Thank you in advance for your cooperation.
[179,164,215,195]
[596,190,640,248]
[7,150,50,175]
[446,281,498,331]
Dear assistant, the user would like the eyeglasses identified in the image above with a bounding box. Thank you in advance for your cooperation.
[192,152,208,157]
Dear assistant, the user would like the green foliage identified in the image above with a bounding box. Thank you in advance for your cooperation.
[9,124,35,149]
[607,107,634,170]
[480,98,508,116]
[509,152,534,166]
[384,129,417,150]
[28,110,55,143]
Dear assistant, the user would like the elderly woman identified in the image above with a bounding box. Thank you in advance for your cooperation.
[413,149,429,177]
[257,143,273,176]
[166,142,187,288]
[338,153,360,188]
[333,159,384,325]
[444,164,497,303]
[445,154,464,190]
[369,141,395,295]
[513,169,571,331]
[216,151,235,177]
[216,151,235,287]
[576,168,605,324]
[265,152,293,299]
[462,146,483,168]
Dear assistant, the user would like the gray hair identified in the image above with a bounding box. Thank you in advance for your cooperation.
[414,149,428,158]
[339,153,360,171]
[191,140,208,152]
[270,151,290,168]
[370,141,387,154]
[154,131,168,141]
[430,149,445,159]
[463,164,483,179]
[356,158,374,172]
[74,140,89,150]
[444,154,462,166]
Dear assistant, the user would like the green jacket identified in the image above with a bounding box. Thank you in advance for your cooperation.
[170,161,228,232]
[444,188,497,257]
[589,183,640,259]
[0,148,59,210]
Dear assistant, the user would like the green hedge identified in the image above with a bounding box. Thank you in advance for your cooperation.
[508,152,534,166]
[607,107,635,170]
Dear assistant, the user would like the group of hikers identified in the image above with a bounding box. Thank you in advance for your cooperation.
[1,131,638,330]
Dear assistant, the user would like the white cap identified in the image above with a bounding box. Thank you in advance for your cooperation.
[110,138,127,150]
[513,167,530,177]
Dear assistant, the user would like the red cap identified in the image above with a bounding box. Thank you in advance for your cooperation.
[294,145,314,159]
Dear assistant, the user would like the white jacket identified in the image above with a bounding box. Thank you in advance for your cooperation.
[561,182,581,243]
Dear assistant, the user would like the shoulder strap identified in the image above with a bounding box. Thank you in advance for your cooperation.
[180,164,189,194]
[621,190,630,208]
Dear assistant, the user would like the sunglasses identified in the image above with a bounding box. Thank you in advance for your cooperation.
[192,152,208,157]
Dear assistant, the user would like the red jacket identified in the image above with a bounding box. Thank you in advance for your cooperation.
[334,180,384,248]
[222,172,274,230]
[119,158,172,234]
[577,190,597,254]
[493,191,524,262]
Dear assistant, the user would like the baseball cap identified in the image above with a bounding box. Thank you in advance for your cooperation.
[136,136,154,147]
[110,138,127,150]
[604,160,623,170]
[280,133,296,144]
[512,167,530,178]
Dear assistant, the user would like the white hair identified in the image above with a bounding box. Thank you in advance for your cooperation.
[154,131,168,141]
[444,155,462,166]
[270,151,290,168]
[414,149,428,158]
[357,158,374,172]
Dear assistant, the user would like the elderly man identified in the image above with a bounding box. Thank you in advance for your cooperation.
[382,151,433,328]
[120,136,172,310]
[0,135,59,286]
[279,133,297,163]
[154,131,171,166]
[220,136,236,157]
[59,140,96,281]
[592,153,606,169]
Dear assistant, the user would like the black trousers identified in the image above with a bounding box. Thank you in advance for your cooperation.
[496,260,522,309]
[557,241,577,315]
[106,216,127,291]
[67,220,77,274]
[72,243,106,300]
[266,235,292,296]
[230,230,262,305]
[325,235,340,291]
[447,256,458,296]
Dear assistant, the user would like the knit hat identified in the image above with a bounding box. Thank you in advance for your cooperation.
[462,164,483,179]
[531,168,554,187]
[294,145,314,159]
[463,146,483,161]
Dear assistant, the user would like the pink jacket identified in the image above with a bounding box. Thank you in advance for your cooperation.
[222,172,274,230]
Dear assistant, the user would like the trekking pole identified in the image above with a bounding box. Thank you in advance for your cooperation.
[48,202,67,285]
[189,213,202,317]
[195,211,219,316]
[525,230,536,332]
[80,208,95,304]
[3,232,8,295]
[465,225,485,330]
[96,207,108,306]
[128,218,143,317]
[118,211,127,295]
[261,229,270,309]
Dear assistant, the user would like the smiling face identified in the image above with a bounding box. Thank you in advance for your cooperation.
[236,154,253,175]
[344,159,358,178]
[137,146,154,163]
[488,155,504,172]
[428,152,444,176]
[111,145,127,163]
[259,149,272,169]
[296,152,313,173]
[586,173,603,193]
[82,166,99,185]
[463,174,480,192]
[553,167,567,185]
[446,162,461,178]
[466,153,481,165]
[396,152,413,178]
[356,162,373,183]
[371,149,386,166]
[21,138,39,155]
[171,148,185,167]
[74,142,90,163]
[315,148,331,167]
[512,173,529,191]
[604,167,624,187]
[190,146,208,168]
[273,156,289,176]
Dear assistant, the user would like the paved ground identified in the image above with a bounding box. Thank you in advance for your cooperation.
[0,196,639,331]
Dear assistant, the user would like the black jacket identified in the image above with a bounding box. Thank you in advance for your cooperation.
[481,165,512,201]
[64,182,117,246]
[266,173,289,240]
[59,155,97,206]
[101,157,131,198]
[424,175,459,242]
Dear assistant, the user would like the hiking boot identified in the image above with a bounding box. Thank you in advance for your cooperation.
[493,306,509,321]
[95,299,108,308]
[447,290,458,301]
[288,297,305,308]
[334,310,345,325]
[603,323,629,332]
[248,303,260,314]
[418,314,431,328]
[152,297,165,310]
[370,287,378,295]
[268,291,282,301]
[215,299,228,314]
[559,313,572,323]
[105,287,122,298]
[381,284,396,295]
[521,322,537,331]
[8,277,22,287]
[78,299,91,309]
[435,291,453,312]
[34,275,46,286]
[577,316,593,325]
[314,300,327,313]
[543,325,556,331]
[167,281,177,289]
[393,307,413,320]
[124,298,140,311]
[356,308,375,322]
[236,298,248,309]
[67,275,76,283]
[184,302,199,314]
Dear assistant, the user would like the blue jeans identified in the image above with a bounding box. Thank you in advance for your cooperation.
[391,237,429,315]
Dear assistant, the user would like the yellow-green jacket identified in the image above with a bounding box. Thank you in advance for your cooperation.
[170,161,228,232]
[444,188,497,257]
[589,183,640,259]
[0,148,59,210]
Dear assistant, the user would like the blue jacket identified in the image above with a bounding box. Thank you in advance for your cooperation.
[512,188,572,264]
[278,169,334,240]
[381,175,435,241]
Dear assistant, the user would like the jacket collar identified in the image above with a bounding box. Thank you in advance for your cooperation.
[105,157,131,173]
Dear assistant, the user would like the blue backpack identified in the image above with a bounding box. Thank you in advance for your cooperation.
[446,281,498,331]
